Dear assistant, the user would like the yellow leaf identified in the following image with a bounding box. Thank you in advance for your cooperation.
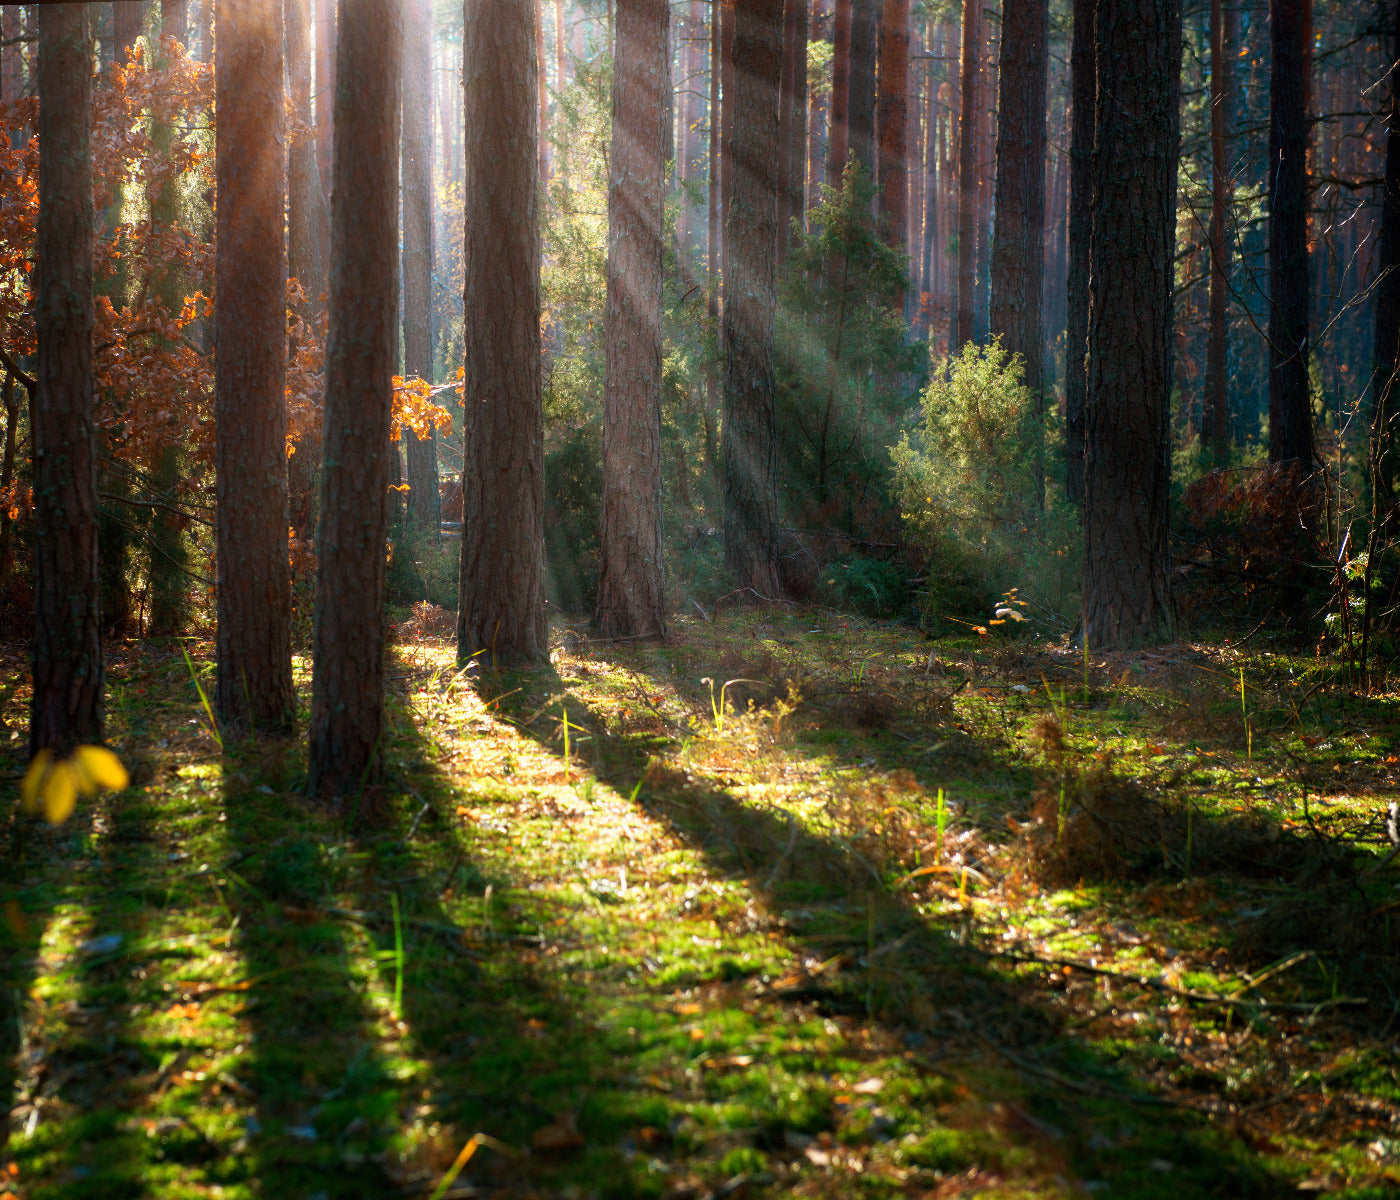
[73,745,129,793]
[42,763,78,825]
[20,749,52,815]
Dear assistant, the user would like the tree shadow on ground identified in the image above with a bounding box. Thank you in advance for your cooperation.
[485,652,1311,1199]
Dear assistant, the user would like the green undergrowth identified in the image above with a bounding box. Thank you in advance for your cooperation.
[2,613,1400,1198]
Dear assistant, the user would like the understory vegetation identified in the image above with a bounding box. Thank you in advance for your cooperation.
[4,610,1399,1198]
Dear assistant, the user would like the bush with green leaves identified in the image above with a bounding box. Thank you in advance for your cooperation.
[891,338,1080,628]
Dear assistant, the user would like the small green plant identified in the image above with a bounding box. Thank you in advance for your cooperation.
[1239,665,1251,759]
[934,787,948,862]
[389,892,405,1020]
[698,677,761,734]
[182,642,222,751]
[560,704,572,775]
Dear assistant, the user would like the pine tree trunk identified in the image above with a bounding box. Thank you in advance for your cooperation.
[789,0,806,239]
[1081,0,1180,650]
[973,26,993,341]
[32,2,102,755]
[309,0,403,800]
[1267,0,1313,466]
[1063,0,1092,504]
[826,0,850,186]
[596,0,668,638]
[988,0,1047,510]
[315,0,334,188]
[215,0,295,733]
[775,0,798,261]
[846,0,874,179]
[722,0,782,597]
[1372,0,1400,508]
[952,0,977,352]
[875,0,906,272]
[163,0,188,42]
[113,1,144,65]
[457,0,548,665]
[286,0,327,314]
[402,0,439,535]
[1203,0,1235,460]
[720,0,735,261]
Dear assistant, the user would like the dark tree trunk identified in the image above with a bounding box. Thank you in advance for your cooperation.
[952,0,977,352]
[457,0,548,665]
[309,0,402,800]
[536,0,549,185]
[775,0,802,261]
[1081,0,1181,650]
[315,0,334,190]
[2,6,22,103]
[1267,0,1313,466]
[0,372,18,595]
[215,0,295,733]
[32,2,102,755]
[789,0,806,239]
[826,0,850,187]
[846,0,874,179]
[1063,0,1092,504]
[402,0,438,534]
[722,0,782,596]
[720,0,735,266]
[595,0,668,638]
[1373,0,1400,507]
[705,0,721,480]
[988,0,1047,509]
[286,0,327,314]
[114,1,144,65]
[162,0,188,42]
[875,0,907,266]
[1203,0,1235,460]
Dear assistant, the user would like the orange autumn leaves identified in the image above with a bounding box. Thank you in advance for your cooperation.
[0,37,453,521]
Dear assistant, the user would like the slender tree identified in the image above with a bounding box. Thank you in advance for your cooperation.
[1081,0,1181,649]
[1267,0,1313,466]
[722,0,783,596]
[775,0,807,261]
[1372,0,1400,506]
[402,0,439,533]
[114,1,144,65]
[315,0,334,186]
[875,0,908,283]
[988,0,1047,509]
[286,0,327,314]
[31,2,101,754]
[846,0,874,178]
[309,0,403,799]
[595,0,669,637]
[1063,0,1091,503]
[952,0,977,352]
[215,0,295,732]
[826,0,850,188]
[1202,0,1235,460]
[705,0,721,478]
[457,0,548,664]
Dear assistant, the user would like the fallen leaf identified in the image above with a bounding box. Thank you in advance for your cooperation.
[531,1111,584,1152]
[852,1077,884,1094]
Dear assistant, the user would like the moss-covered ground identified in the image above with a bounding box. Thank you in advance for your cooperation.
[3,609,1400,1198]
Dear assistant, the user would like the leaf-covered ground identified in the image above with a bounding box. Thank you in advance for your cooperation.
[3,608,1400,1198]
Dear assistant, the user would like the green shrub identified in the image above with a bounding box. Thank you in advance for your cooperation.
[891,338,1080,630]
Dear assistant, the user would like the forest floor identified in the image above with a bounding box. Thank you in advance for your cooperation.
[3,607,1400,1199]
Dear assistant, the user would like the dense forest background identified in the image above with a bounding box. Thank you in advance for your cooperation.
[0,0,1391,654]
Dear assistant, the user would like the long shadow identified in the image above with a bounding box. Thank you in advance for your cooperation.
[335,678,660,1194]
[492,655,1296,1198]
[220,737,413,1199]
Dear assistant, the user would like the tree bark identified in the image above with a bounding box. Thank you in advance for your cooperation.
[1203,0,1235,459]
[704,0,721,481]
[1373,0,1400,508]
[846,0,874,180]
[875,0,906,285]
[988,0,1047,509]
[309,0,402,800]
[1267,0,1313,466]
[826,0,850,187]
[287,0,328,314]
[113,1,144,66]
[162,0,188,42]
[596,0,668,638]
[402,0,438,534]
[1081,0,1181,650]
[215,0,295,733]
[775,0,799,261]
[952,0,977,352]
[315,0,334,189]
[1063,0,1092,504]
[722,0,782,597]
[457,0,548,665]
[32,2,102,755]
